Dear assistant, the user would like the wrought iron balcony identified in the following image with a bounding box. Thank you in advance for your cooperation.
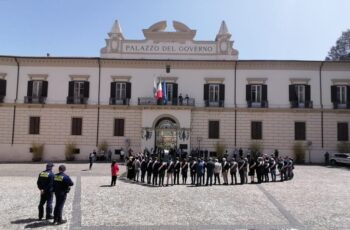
[204,100,224,107]
[138,97,195,106]
[290,101,313,108]
[109,98,130,105]
[247,100,268,108]
[333,102,350,109]
[24,96,46,104]
[67,97,88,104]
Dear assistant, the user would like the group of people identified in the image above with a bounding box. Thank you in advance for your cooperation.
[125,152,295,187]
[37,163,74,225]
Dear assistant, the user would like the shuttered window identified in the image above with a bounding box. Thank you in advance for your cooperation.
[209,120,220,139]
[337,122,349,141]
[251,121,262,140]
[295,122,306,140]
[29,117,40,135]
[114,118,125,136]
[71,117,82,135]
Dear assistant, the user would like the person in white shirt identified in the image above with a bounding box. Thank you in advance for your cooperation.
[214,159,222,185]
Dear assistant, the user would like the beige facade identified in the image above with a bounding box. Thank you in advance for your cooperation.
[0,21,349,162]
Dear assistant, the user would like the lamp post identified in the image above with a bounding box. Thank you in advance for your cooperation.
[307,140,312,164]
[197,137,202,157]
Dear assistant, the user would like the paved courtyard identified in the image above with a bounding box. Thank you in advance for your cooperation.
[0,162,349,230]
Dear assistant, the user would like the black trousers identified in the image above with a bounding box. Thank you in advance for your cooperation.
[174,172,180,184]
[38,191,53,219]
[239,170,245,184]
[89,160,93,169]
[111,175,117,186]
[152,174,158,185]
[230,172,237,184]
[214,173,220,184]
[206,174,213,185]
[54,192,67,222]
[191,172,196,185]
[159,173,165,186]
[147,171,152,184]
[141,170,146,183]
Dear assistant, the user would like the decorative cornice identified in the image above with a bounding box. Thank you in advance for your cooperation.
[0,73,7,79]
[158,76,178,82]
[111,76,131,82]
[246,78,268,84]
[70,75,90,81]
[332,79,350,85]
[204,78,225,83]
[289,78,310,84]
[28,74,48,81]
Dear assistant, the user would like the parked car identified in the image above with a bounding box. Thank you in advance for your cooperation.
[330,153,350,165]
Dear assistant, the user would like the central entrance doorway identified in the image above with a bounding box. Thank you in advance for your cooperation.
[155,117,178,153]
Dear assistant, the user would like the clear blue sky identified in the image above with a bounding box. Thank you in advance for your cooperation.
[0,0,349,60]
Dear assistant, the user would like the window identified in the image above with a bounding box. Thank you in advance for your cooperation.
[251,121,262,140]
[26,80,48,103]
[68,81,89,104]
[251,85,262,103]
[295,85,305,104]
[0,79,6,103]
[114,118,125,136]
[29,117,40,135]
[295,122,306,140]
[331,85,349,109]
[246,84,267,108]
[166,83,174,102]
[337,122,349,141]
[204,83,225,107]
[110,82,131,105]
[209,120,220,139]
[71,117,82,135]
[209,84,219,103]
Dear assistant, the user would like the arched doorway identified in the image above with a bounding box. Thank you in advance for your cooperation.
[155,117,178,152]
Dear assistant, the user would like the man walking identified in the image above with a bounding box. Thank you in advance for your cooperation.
[37,162,54,220]
[205,158,215,186]
[53,165,74,225]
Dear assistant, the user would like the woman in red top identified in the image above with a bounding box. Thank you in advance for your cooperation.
[111,161,119,186]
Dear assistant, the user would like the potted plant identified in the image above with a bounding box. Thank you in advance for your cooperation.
[98,140,108,154]
[31,142,44,162]
[337,141,350,153]
[249,141,263,159]
[65,142,76,161]
[214,141,226,160]
[293,142,305,164]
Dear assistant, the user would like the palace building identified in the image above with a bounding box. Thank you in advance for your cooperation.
[0,20,349,162]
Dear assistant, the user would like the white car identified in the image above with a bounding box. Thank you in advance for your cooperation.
[330,153,350,165]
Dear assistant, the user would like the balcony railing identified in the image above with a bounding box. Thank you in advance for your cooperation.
[67,97,88,104]
[24,96,46,104]
[138,97,195,106]
[247,100,268,108]
[204,100,224,107]
[290,101,313,108]
[109,98,130,105]
[333,102,350,109]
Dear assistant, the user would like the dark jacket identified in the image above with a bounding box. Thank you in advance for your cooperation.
[206,161,215,175]
[37,169,54,192]
[53,172,74,194]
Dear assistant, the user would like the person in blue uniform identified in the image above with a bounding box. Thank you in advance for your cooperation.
[53,165,74,225]
[37,162,54,220]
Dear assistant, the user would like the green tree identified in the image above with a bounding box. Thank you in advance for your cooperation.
[326,29,350,61]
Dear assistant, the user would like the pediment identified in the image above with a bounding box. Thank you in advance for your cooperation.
[143,20,196,42]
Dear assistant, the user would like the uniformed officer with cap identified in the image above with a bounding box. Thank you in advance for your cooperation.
[37,162,54,220]
[53,165,74,225]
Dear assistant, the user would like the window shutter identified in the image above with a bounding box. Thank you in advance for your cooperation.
[331,85,337,103]
[0,79,6,96]
[262,84,267,101]
[41,81,48,97]
[27,81,33,97]
[219,84,225,101]
[305,85,311,102]
[172,83,178,105]
[347,86,350,108]
[289,85,296,101]
[110,82,116,98]
[295,122,306,140]
[246,84,251,101]
[126,82,131,99]
[68,81,74,97]
[204,84,209,100]
[337,123,349,141]
[84,81,90,98]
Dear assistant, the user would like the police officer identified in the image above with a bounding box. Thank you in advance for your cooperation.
[37,162,54,220]
[53,165,74,225]
[173,157,180,185]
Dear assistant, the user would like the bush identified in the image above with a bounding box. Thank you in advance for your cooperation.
[214,142,226,160]
[249,141,263,158]
[31,143,44,162]
[337,141,350,153]
[98,140,108,153]
[293,142,305,163]
[65,142,76,161]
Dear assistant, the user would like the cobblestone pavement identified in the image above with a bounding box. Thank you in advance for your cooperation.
[0,162,349,230]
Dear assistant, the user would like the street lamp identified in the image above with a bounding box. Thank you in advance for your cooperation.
[197,137,203,157]
[307,140,312,164]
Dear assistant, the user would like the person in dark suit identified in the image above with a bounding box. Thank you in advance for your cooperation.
[190,158,197,185]
[158,160,167,187]
[140,157,147,183]
[196,158,205,186]
[152,158,160,186]
[181,159,188,184]
[238,157,245,184]
[37,163,54,220]
[222,158,230,185]
[173,158,180,185]
[205,158,215,186]
[229,159,238,185]
[146,158,153,184]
